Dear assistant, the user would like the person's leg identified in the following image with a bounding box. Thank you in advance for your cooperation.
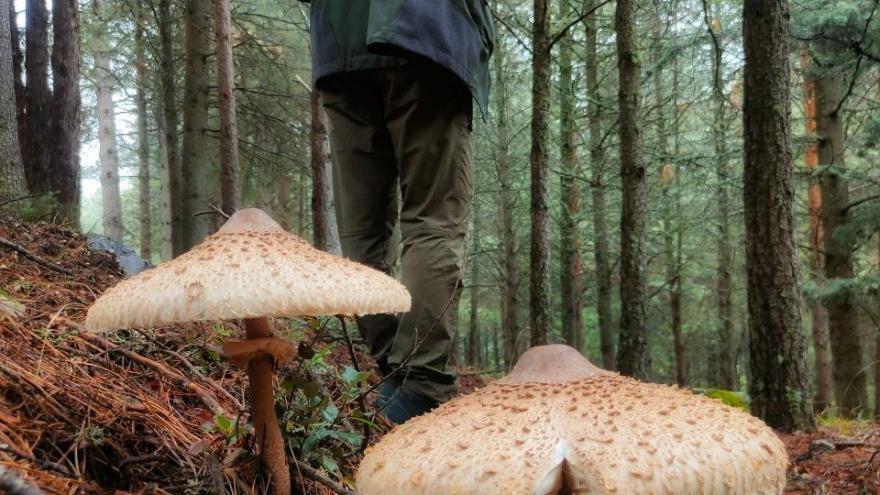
[383,64,474,406]
[319,72,399,373]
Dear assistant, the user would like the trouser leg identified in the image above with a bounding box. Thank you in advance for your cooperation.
[319,73,399,374]
[383,64,474,403]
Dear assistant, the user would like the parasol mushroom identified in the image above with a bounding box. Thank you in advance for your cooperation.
[85,208,410,495]
[357,344,788,495]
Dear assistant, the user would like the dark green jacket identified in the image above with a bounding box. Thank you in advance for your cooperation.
[307,0,495,115]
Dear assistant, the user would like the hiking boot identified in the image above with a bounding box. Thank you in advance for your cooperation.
[374,378,439,425]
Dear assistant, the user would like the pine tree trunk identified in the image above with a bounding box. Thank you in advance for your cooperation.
[135,10,152,260]
[23,0,50,197]
[213,0,239,215]
[656,0,685,386]
[274,169,291,230]
[49,0,81,227]
[801,52,833,412]
[670,41,686,387]
[0,0,26,209]
[559,0,582,351]
[181,0,214,249]
[585,5,614,370]
[529,0,551,347]
[816,70,864,416]
[493,33,519,370]
[158,0,179,257]
[468,199,481,367]
[875,78,880,418]
[703,3,735,390]
[742,0,814,431]
[309,89,340,254]
[10,1,25,160]
[94,0,123,241]
[615,0,649,379]
[156,102,174,261]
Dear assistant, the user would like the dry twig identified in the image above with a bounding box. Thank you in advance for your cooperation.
[291,457,357,495]
[0,237,73,275]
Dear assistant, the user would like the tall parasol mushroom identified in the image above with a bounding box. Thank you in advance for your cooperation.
[357,344,788,495]
[85,208,410,495]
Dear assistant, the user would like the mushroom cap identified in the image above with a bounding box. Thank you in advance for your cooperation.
[356,345,788,495]
[85,209,411,332]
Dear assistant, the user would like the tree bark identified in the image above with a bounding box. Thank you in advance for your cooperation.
[493,28,519,370]
[742,0,814,431]
[875,78,880,418]
[309,89,340,254]
[656,0,685,386]
[181,0,214,250]
[156,100,174,261]
[0,0,26,209]
[669,35,686,387]
[816,70,864,416]
[615,0,649,379]
[585,3,614,371]
[158,0,180,257]
[49,0,81,227]
[559,0,582,351]
[801,52,833,412]
[702,1,735,390]
[529,0,551,347]
[10,1,25,160]
[136,8,152,260]
[468,198,481,367]
[213,0,239,215]
[23,0,50,197]
[94,0,123,241]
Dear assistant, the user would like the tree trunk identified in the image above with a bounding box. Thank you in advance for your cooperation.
[0,0,26,209]
[702,2,735,390]
[23,0,50,197]
[94,0,123,241]
[615,0,649,379]
[213,0,239,216]
[181,0,214,250]
[494,31,519,370]
[801,52,833,412]
[669,36,686,387]
[742,0,814,431]
[136,9,152,260]
[274,169,291,230]
[559,0,582,351]
[816,70,864,416]
[585,4,614,371]
[158,0,179,257]
[875,78,880,418]
[49,0,81,227]
[656,0,685,386]
[468,199,481,367]
[10,0,25,160]
[309,90,340,254]
[156,101,174,261]
[529,0,551,347]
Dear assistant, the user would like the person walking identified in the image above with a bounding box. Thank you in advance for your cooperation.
[305,0,495,423]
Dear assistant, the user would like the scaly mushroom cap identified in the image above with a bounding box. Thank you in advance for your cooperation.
[85,208,411,332]
[356,345,787,495]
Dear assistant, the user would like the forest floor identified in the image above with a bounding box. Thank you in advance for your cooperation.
[1,216,878,494]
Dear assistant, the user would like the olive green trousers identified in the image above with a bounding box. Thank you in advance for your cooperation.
[320,64,473,403]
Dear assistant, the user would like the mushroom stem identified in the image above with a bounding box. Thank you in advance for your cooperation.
[244,316,290,495]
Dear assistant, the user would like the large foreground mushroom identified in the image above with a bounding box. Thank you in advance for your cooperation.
[357,345,788,495]
[86,208,410,495]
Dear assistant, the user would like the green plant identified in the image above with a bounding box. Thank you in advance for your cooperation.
[277,340,375,480]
